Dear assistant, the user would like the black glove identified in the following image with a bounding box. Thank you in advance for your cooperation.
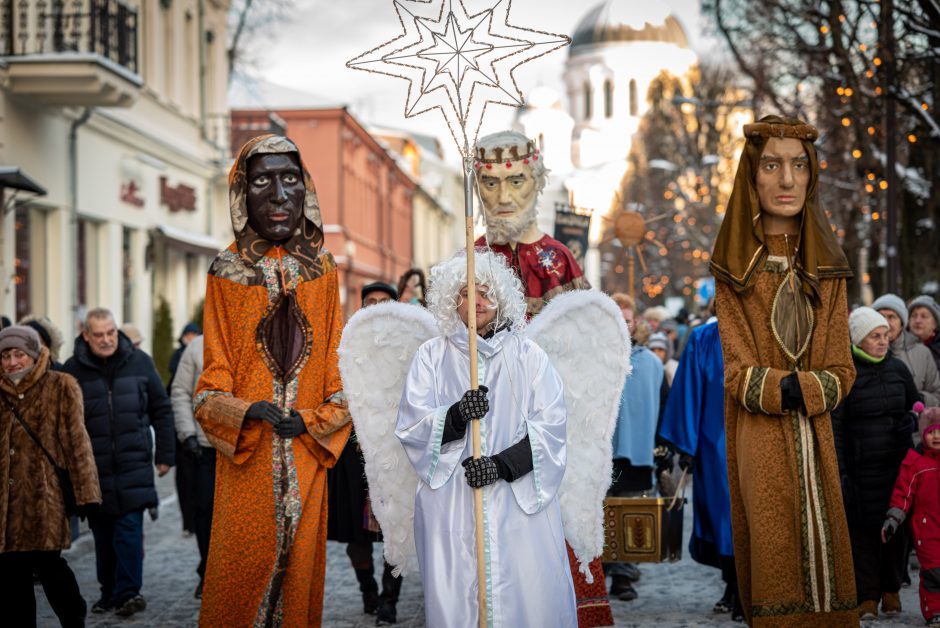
[678,452,695,473]
[76,503,99,522]
[780,374,803,412]
[182,435,202,458]
[275,410,307,439]
[653,443,675,471]
[462,456,500,488]
[457,386,489,424]
[882,516,900,543]
[245,400,282,426]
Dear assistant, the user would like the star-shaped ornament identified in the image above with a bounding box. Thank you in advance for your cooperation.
[348,0,570,156]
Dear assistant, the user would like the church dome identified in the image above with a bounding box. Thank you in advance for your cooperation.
[570,1,690,55]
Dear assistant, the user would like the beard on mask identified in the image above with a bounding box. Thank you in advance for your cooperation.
[483,196,538,245]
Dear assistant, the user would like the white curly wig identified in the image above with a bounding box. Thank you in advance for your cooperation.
[427,249,527,336]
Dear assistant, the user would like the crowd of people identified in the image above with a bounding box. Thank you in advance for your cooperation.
[2,122,940,628]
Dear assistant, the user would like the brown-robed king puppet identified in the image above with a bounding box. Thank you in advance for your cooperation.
[710,116,858,627]
[194,135,352,626]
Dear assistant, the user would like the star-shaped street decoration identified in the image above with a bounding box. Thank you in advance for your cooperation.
[347,0,570,157]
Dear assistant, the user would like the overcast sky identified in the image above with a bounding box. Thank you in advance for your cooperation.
[245,0,720,158]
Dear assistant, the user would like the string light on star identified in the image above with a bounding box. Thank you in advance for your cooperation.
[347,0,570,156]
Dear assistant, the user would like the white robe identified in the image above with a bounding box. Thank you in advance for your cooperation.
[396,326,577,628]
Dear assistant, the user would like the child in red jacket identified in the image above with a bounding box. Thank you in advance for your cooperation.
[884,405,940,624]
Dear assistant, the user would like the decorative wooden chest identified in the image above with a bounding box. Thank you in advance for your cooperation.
[601,496,685,563]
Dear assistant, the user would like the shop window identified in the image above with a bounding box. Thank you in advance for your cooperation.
[123,227,133,323]
[14,206,30,321]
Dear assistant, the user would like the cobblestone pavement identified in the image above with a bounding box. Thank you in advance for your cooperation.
[35,475,925,627]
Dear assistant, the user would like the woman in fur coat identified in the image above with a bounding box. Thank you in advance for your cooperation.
[0,325,101,627]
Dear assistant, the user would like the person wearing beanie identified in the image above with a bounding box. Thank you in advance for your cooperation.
[873,294,940,411]
[168,321,202,537]
[0,325,102,626]
[909,295,940,373]
[884,405,940,625]
[648,331,679,385]
[833,307,923,618]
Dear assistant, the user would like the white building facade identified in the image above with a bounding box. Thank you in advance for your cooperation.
[515,1,697,287]
[0,0,231,354]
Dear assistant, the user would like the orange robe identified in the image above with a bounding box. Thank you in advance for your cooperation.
[195,244,351,627]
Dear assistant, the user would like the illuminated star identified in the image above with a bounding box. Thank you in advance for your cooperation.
[347,0,570,156]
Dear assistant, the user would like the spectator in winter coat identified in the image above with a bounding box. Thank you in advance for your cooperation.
[63,308,176,618]
[170,334,214,600]
[168,322,201,537]
[0,326,101,627]
[873,294,940,413]
[909,295,940,374]
[833,307,922,620]
[883,406,940,625]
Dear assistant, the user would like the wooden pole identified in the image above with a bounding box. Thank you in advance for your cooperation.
[463,156,487,627]
[627,249,636,301]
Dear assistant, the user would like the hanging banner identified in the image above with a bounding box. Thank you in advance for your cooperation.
[554,210,591,268]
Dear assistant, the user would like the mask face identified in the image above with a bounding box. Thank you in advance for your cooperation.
[477,159,538,244]
[246,153,306,242]
[755,137,810,222]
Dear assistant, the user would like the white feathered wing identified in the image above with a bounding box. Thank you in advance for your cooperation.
[337,302,437,577]
[525,290,631,580]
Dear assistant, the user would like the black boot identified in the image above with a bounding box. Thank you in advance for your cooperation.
[354,567,379,614]
[376,562,401,625]
[609,575,637,601]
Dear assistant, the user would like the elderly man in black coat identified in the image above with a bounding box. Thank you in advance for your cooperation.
[63,307,176,618]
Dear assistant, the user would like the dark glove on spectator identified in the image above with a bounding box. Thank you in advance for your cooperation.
[76,503,99,521]
[653,443,675,471]
[780,373,804,412]
[245,400,282,426]
[462,455,500,488]
[882,516,900,543]
[678,452,695,473]
[183,435,202,458]
[275,410,307,439]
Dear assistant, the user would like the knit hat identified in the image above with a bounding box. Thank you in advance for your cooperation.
[849,307,889,346]
[920,405,940,439]
[909,295,940,329]
[178,322,202,343]
[0,325,43,359]
[121,323,144,347]
[648,332,670,352]
[871,293,908,329]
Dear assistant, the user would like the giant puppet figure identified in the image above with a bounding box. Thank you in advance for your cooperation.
[473,130,609,626]
[710,116,858,627]
[195,135,352,626]
[473,131,590,317]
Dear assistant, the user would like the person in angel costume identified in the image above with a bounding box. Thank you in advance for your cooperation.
[337,249,630,628]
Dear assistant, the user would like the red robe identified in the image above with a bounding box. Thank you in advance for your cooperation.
[477,234,591,318]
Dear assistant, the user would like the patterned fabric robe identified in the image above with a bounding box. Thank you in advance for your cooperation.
[716,234,858,627]
[195,244,351,627]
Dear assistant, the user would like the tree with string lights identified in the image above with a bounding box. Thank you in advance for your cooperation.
[706,0,940,300]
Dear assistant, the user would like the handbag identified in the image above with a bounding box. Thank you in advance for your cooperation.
[4,396,78,517]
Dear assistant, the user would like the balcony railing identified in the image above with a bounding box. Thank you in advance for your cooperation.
[1,0,138,75]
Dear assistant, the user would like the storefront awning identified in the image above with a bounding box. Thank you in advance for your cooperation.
[155,225,224,257]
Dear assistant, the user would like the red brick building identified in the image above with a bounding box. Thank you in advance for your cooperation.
[231,108,415,317]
